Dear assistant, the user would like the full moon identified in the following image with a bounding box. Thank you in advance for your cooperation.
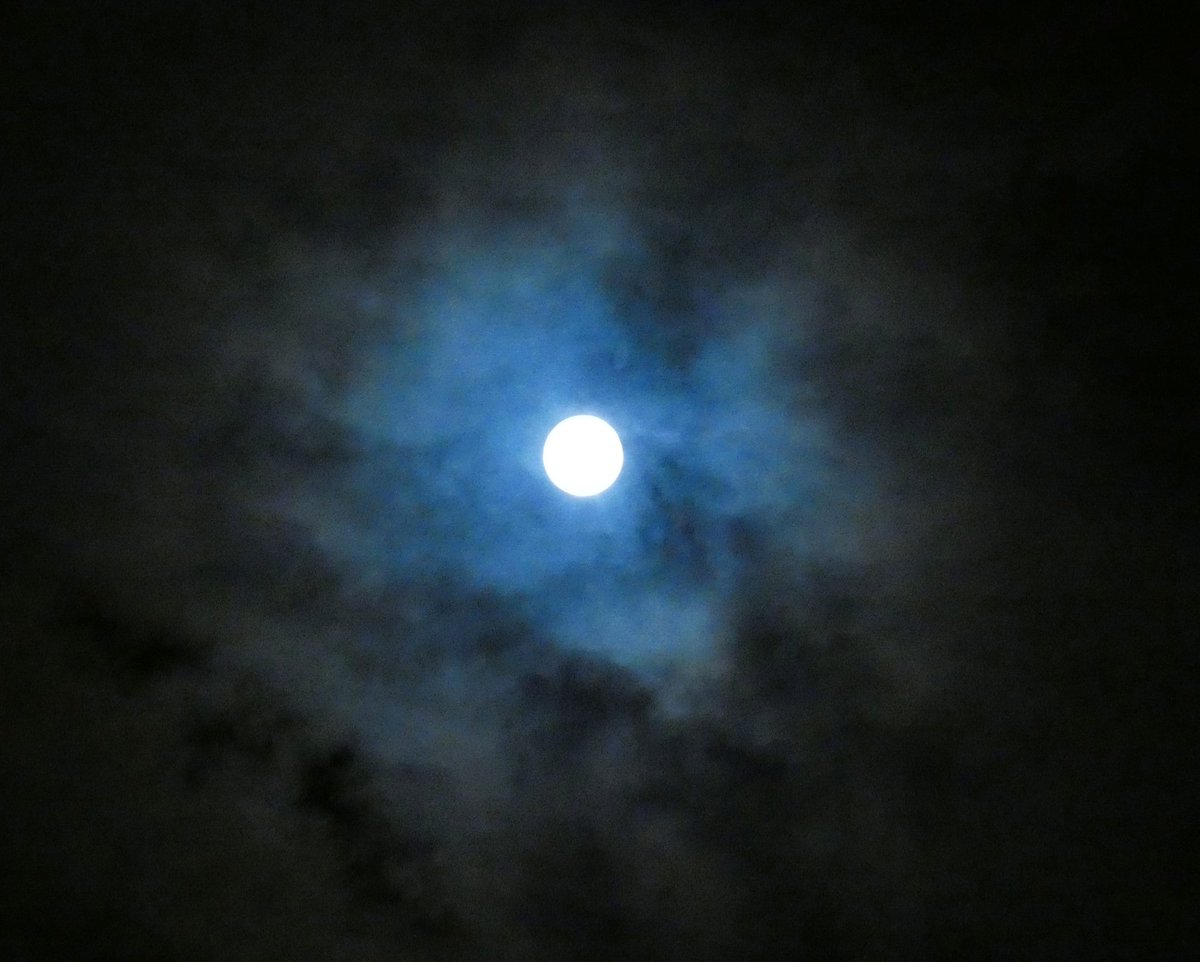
[542,415,624,497]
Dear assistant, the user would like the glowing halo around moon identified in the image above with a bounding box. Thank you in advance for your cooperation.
[542,415,624,497]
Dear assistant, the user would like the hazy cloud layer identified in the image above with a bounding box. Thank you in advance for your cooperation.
[3,3,1194,960]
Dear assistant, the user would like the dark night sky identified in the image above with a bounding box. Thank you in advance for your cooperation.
[2,2,1196,959]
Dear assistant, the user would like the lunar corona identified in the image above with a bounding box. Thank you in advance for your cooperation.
[542,415,624,497]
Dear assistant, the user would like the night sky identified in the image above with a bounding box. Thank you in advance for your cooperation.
[2,3,1195,959]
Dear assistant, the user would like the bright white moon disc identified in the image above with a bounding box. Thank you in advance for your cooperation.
[542,415,624,497]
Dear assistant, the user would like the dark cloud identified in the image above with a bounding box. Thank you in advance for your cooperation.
[2,2,1194,959]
